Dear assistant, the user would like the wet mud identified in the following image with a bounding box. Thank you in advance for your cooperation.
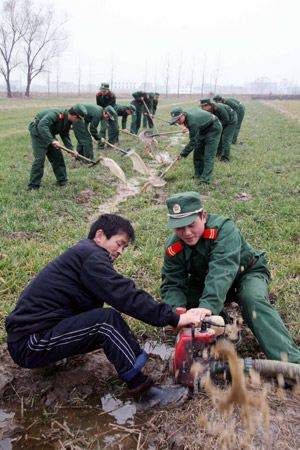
[1,325,300,450]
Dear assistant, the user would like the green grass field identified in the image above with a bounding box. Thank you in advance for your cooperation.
[0,97,299,344]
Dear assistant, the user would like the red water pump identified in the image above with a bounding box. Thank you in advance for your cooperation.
[174,308,226,387]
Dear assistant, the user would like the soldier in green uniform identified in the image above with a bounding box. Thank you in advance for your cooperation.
[114,104,136,142]
[160,191,300,363]
[72,105,118,161]
[103,105,119,147]
[28,104,87,190]
[130,91,149,134]
[213,95,246,144]
[199,98,237,161]
[96,82,117,149]
[170,106,222,185]
[142,92,155,129]
[153,92,160,116]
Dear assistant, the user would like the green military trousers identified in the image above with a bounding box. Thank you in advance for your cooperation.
[73,120,94,161]
[28,123,67,189]
[193,120,222,183]
[232,104,245,144]
[142,105,154,128]
[107,121,119,146]
[216,118,237,160]
[186,255,300,363]
[130,101,143,135]
[98,120,108,149]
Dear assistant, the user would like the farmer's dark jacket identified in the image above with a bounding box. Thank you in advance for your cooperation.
[6,239,179,342]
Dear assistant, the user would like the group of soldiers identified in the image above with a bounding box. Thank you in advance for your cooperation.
[28,84,160,190]
[169,95,246,185]
[8,89,300,410]
[95,82,160,146]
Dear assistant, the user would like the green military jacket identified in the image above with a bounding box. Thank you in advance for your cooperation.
[152,99,158,115]
[30,108,74,149]
[209,102,237,127]
[222,97,240,112]
[115,104,130,129]
[161,214,266,314]
[81,104,104,140]
[180,108,218,157]
[96,90,116,108]
[132,91,147,106]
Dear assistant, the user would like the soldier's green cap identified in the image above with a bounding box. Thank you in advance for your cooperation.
[213,94,222,101]
[104,105,115,120]
[154,92,160,96]
[149,92,155,98]
[127,104,136,112]
[101,82,109,91]
[166,191,203,229]
[199,97,211,107]
[170,107,183,125]
[71,104,87,119]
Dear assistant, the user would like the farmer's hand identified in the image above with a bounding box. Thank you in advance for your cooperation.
[197,308,212,322]
[177,308,200,327]
[176,154,183,160]
[177,307,212,328]
[52,140,61,149]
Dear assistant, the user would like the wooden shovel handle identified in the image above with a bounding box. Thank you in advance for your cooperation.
[103,139,127,155]
[159,158,178,179]
[59,144,93,164]
[120,129,139,139]
[142,99,160,134]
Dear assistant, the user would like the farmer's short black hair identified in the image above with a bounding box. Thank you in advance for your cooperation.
[88,214,135,242]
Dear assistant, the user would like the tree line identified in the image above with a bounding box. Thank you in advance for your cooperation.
[0,0,68,97]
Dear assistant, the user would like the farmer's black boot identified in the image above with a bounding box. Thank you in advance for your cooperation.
[133,384,188,410]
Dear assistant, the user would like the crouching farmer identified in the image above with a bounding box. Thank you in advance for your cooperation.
[5,214,202,408]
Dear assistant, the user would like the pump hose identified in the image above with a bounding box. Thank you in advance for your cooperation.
[245,358,300,379]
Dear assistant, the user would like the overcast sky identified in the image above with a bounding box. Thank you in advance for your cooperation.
[47,0,300,88]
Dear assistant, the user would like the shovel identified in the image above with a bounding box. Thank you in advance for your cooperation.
[150,115,181,128]
[103,140,150,176]
[140,157,178,193]
[140,130,186,138]
[59,144,126,183]
[120,129,157,160]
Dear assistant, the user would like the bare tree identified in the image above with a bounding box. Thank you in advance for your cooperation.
[176,52,183,98]
[110,55,114,90]
[78,60,81,96]
[165,54,171,97]
[21,0,68,97]
[213,51,221,94]
[143,61,147,90]
[0,0,26,97]
[201,55,206,95]
[189,56,195,97]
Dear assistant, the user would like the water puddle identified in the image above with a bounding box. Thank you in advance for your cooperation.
[95,177,141,214]
[144,340,174,360]
[0,341,172,449]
